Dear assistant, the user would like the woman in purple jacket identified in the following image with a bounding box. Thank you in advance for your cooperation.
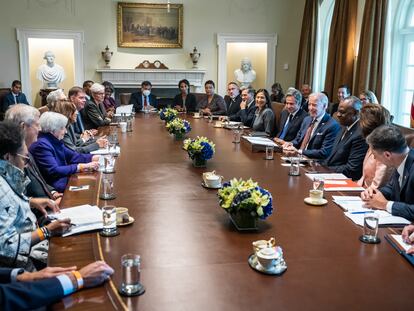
[29,112,99,192]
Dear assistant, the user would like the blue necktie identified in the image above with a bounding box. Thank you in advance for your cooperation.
[279,114,293,139]
[77,113,85,133]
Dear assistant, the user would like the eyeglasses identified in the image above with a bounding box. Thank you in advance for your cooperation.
[15,153,30,165]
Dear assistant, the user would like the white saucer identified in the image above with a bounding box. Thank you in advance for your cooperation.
[304,197,328,206]
[201,181,222,189]
[117,216,135,226]
[193,116,201,119]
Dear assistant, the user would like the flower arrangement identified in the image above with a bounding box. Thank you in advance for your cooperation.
[183,136,215,160]
[218,178,273,220]
[166,118,191,138]
[159,108,178,122]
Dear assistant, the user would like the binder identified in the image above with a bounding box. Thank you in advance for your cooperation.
[385,234,414,266]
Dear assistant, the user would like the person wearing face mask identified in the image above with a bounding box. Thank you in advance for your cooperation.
[29,112,99,193]
[224,82,242,119]
[129,81,158,112]
[173,79,197,112]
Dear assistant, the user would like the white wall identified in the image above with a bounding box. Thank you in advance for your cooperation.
[0,0,305,96]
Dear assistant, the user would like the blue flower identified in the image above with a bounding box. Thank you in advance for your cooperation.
[200,142,214,160]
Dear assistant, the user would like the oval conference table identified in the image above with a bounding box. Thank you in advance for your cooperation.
[49,114,413,311]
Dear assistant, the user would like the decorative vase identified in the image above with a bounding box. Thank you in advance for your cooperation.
[174,132,184,140]
[192,156,206,168]
[189,47,201,69]
[101,45,113,68]
[229,210,258,231]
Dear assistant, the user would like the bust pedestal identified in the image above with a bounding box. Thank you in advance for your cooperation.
[39,88,58,106]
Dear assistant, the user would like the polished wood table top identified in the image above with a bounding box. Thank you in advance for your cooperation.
[50,114,413,310]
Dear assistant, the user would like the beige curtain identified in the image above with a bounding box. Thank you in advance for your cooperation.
[295,0,318,88]
[353,0,388,103]
[324,0,358,101]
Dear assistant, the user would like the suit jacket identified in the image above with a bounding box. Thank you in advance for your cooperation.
[379,149,414,221]
[0,268,64,311]
[230,101,256,126]
[172,93,197,112]
[82,99,111,130]
[129,92,158,111]
[291,113,341,159]
[62,124,99,154]
[1,91,29,112]
[29,132,93,192]
[224,94,242,118]
[252,107,275,136]
[197,94,227,115]
[324,123,368,180]
[24,153,55,199]
[300,98,309,112]
[73,110,86,134]
[276,109,308,141]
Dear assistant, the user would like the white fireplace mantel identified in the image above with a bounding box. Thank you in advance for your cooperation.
[96,68,206,91]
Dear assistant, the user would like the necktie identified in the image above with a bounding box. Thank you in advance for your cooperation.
[144,96,148,107]
[339,128,348,142]
[77,113,85,133]
[14,95,18,104]
[300,119,316,150]
[279,114,293,139]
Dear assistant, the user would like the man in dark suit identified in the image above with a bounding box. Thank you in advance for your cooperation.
[362,125,414,221]
[274,88,307,144]
[69,86,98,139]
[224,82,242,119]
[0,261,113,310]
[129,80,158,112]
[330,84,351,115]
[227,87,256,127]
[324,96,368,180]
[284,92,340,160]
[1,80,29,113]
[300,84,311,112]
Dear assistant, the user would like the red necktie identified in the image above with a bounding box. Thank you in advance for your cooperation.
[144,96,148,107]
[300,119,316,150]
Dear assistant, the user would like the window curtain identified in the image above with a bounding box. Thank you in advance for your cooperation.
[295,0,319,88]
[324,0,358,101]
[353,0,388,103]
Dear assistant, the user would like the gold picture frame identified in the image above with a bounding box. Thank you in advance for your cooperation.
[117,2,183,48]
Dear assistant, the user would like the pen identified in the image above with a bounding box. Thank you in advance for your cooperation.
[350,211,375,214]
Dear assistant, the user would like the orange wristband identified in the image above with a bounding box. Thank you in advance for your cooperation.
[71,271,84,289]
[37,228,45,241]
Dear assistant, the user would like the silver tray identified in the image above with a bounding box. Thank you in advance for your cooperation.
[248,254,287,276]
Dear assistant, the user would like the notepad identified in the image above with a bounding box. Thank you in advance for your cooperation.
[90,146,120,155]
[323,179,365,191]
[242,136,278,147]
[116,104,133,114]
[49,205,103,237]
[305,173,348,180]
[390,234,413,252]
[344,210,410,226]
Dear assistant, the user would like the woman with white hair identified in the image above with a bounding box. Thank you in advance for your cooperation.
[81,83,113,130]
[29,112,99,192]
[46,89,66,111]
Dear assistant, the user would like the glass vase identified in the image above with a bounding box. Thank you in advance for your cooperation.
[192,156,207,168]
[174,132,184,140]
[229,210,258,231]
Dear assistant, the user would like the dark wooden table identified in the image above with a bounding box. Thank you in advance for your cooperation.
[50,114,414,311]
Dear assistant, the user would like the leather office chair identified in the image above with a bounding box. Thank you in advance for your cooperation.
[38,105,49,115]
[271,102,285,134]
[0,87,10,120]
[119,93,131,106]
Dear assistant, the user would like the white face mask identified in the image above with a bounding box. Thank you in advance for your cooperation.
[143,90,151,96]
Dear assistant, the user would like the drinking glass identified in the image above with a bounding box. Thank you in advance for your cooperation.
[104,154,115,173]
[100,173,116,200]
[289,156,301,176]
[100,205,118,237]
[265,146,274,160]
[119,254,145,296]
[360,213,380,243]
[233,129,241,144]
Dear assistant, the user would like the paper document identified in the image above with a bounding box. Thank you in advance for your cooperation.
[90,146,120,155]
[49,205,103,237]
[305,173,348,180]
[344,210,411,226]
[281,156,310,163]
[242,136,278,147]
[390,234,413,252]
[323,179,365,191]
[116,105,133,114]
[332,196,362,202]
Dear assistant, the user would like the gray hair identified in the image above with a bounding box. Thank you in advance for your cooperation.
[90,83,105,94]
[309,92,328,108]
[4,104,40,126]
[46,89,66,109]
[285,88,302,106]
[343,95,362,112]
[240,86,255,98]
[39,111,68,133]
[366,125,408,154]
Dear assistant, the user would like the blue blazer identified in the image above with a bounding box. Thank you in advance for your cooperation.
[129,91,158,111]
[1,92,29,112]
[229,101,256,127]
[0,268,64,310]
[291,113,341,159]
[29,132,93,192]
[324,123,368,180]
[379,149,414,221]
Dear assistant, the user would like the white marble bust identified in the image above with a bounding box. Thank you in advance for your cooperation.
[36,51,66,89]
[234,57,256,88]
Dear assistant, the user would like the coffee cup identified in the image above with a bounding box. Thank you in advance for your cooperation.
[214,121,222,127]
[309,189,323,203]
[252,237,275,255]
[194,112,200,118]
[120,122,127,133]
[202,171,223,188]
[116,207,130,224]
[256,247,281,270]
